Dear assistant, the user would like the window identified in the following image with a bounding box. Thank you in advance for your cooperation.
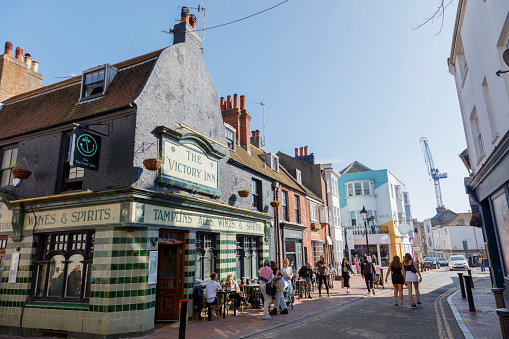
[391,184,395,198]
[294,195,301,223]
[403,192,410,205]
[346,181,372,197]
[251,179,262,212]
[225,124,235,151]
[350,211,357,226]
[363,181,371,196]
[282,191,289,221]
[332,177,339,196]
[236,236,260,280]
[395,185,402,200]
[347,183,353,197]
[34,231,94,300]
[0,236,6,287]
[271,154,279,172]
[482,78,498,142]
[80,65,117,101]
[312,241,324,265]
[310,202,318,221]
[61,134,84,192]
[458,51,468,86]
[195,233,217,281]
[354,182,362,195]
[1,146,18,188]
[334,207,340,226]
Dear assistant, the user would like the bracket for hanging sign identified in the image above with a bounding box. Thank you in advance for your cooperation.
[72,123,109,137]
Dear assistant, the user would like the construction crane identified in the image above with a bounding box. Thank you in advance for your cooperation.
[420,137,447,208]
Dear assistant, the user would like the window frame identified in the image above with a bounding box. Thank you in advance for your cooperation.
[61,133,85,192]
[294,195,301,223]
[310,202,318,222]
[251,178,262,212]
[236,236,260,281]
[225,124,236,151]
[195,232,217,281]
[282,191,289,221]
[0,146,18,188]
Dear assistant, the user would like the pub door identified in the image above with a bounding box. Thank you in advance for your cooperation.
[156,243,184,321]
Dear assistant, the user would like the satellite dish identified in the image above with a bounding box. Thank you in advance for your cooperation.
[398,223,411,235]
[504,49,509,67]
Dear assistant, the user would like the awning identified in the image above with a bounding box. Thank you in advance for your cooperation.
[326,236,333,245]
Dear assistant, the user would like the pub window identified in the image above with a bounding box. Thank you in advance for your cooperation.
[0,236,7,287]
[1,146,18,188]
[195,233,217,281]
[282,191,289,221]
[252,179,262,212]
[33,231,94,301]
[294,195,301,223]
[236,236,260,281]
[61,134,84,192]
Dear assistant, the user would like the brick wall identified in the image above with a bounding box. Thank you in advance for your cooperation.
[0,54,42,102]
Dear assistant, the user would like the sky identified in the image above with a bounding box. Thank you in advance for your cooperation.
[0,0,471,221]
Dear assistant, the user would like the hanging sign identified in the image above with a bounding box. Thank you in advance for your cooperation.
[346,230,355,249]
[70,128,101,171]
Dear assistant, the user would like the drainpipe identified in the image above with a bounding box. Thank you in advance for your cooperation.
[322,171,335,267]
[272,181,281,268]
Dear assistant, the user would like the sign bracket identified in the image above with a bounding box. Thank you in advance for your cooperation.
[72,123,109,137]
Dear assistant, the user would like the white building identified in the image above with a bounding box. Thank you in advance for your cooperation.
[323,163,345,269]
[448,0,509,289]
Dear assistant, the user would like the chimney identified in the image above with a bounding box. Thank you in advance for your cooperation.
[189,14,197,29]
[239,95,251,149]
[300,147,303,156]
[220,97,225,110]
[255,130,260,136]
[180,7,190,23]
[15,47,23,60]
[4,42,12,56]
[295,148,298,156]
[240,95,246,109]
[304,146,308,156]
[221,94,241,142]
[24,53,32,68]
[31,61,39,72]
[251,129,263,149]
[227,95,232,109]
[233,94,238,108]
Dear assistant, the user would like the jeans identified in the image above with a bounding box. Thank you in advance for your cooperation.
[260,282,271,316]
[283,277,294,300]
[480,263,486,272]
[364,274,374,292]
[318,274,329,295]
[274,278,287,310]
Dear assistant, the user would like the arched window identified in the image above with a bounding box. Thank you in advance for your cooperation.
[236,236,260,281]
[33,231,94,301]
[195,233,217,281]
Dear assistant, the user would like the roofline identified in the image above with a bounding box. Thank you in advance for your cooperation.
[449,0,466,67]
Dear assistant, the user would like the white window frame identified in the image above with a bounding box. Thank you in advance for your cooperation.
[224,124,236,151]
[1,146,18,188]
[271,154,279,172]
[310,202,318,221]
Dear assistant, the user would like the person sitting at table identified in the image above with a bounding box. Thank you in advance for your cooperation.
[225,274,251,309]
[281,258,295,302]
[204,272,224,320]
[298,262,313,298]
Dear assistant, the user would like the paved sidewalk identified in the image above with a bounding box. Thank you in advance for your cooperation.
[448,270,506,339]
[143,274,392,339]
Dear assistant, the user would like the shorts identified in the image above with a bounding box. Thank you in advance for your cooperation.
[405,271,419,283]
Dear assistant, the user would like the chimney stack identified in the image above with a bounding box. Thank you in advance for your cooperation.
[24,53,32,68]
[300,147,303,156]
[240,95,246,109]
[251,131,256,137]
[189,14,197,29]
[295,148,299,156]
[227,95,232,109]
[15,47,23,60]
[31,61,39,72]
[220,97,225,110]
[180,7,190,23]
[304,146,308,156]
[4,42,12,56]
[255,130,260,136]
[233,94,238,108]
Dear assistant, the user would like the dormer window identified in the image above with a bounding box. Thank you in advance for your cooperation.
[80,64,118,101]
[271,154,279,172]
[294,169,301,183]
[224,123,236,151]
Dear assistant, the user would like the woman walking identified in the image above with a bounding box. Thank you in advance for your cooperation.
[281,258,295,303]
[385,255,405,306]
[354,255,360,273]
[341,257,354,293]
[258,259,275,320]
[402,253,422,309]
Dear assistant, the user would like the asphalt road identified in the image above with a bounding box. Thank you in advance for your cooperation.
[247,269,473,339]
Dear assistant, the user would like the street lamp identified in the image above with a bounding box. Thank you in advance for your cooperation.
[360,206,369,256]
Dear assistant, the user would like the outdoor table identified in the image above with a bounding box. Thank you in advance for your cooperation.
[296,279,307,299]
[216,291,237,319]
[243,284,261,308]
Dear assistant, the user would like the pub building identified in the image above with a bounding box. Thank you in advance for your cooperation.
[0,9,304,338]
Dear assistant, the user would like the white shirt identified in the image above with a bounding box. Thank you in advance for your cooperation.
[204,280,222,303]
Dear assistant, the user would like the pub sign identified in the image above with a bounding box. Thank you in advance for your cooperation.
[70,128,101,171]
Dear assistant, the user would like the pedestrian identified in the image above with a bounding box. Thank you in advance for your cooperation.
[298,263,313,298]
[402,253,422,309]
[385,255,405,306]
[341,257,354,293]
[371,253,377,265]
[281,258,295,303]
[328,264,337,288]
[258,259,275,320]
[315,255,330,297]
[354,254,360,273]
[478,255,485,272]
[360,254,376,295]
[269,261,288,315]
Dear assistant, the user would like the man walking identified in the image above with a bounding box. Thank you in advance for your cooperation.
[315,255,330,297]
[360,254,376,295]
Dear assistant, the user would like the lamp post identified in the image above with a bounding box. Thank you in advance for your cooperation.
[360,206,369,256]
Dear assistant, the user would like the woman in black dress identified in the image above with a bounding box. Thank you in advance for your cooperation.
[385,255,405,306]
[341,258,355,293]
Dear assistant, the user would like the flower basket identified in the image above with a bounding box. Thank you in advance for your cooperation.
[270,201,280,208]
[143,158,162,171]
[11,168,32,179]
[238,190,250,198]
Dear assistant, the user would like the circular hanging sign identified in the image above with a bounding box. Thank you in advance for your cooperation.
[398,223,411,235]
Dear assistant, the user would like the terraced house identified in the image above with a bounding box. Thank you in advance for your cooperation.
[0,10,279,338]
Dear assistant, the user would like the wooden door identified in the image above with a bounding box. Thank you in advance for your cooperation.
[156,244,184,321]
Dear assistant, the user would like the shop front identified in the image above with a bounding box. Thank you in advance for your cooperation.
[282,226,304,269]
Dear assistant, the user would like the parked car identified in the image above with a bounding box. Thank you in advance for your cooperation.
[423,257,440,269]
[449,255,469,270]
[437,258,449,267]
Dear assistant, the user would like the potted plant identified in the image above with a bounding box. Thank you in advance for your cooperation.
[11,165,32,179]
[270,200,280,208]
[238,189,250,197]
[143,152,162,171]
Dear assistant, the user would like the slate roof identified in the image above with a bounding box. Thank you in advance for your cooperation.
[0,49,162,140]
[339,161,373,174]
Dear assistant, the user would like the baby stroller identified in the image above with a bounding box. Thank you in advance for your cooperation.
[282,279,295,309]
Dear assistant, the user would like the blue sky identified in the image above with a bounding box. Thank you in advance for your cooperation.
[0,0,470,220]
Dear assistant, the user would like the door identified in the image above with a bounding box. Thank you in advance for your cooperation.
[296,240,303,268]
[156,244,184,321]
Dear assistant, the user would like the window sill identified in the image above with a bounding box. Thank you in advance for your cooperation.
[476,153,486,166]
[26,301,89,311]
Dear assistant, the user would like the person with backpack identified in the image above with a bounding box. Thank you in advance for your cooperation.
[360,254,376,295]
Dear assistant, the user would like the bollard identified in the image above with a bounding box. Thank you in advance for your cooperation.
[179,299,189,339]
[496,308,509,339]
[493,288,507,309]
[458,273,466,299]
[466,269,474,288]
[464,276,476,312]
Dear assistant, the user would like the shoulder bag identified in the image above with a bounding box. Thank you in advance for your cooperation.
[265,283,277,296]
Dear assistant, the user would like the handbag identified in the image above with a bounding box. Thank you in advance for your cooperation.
[411,263,417,273]
[265,283,277,296]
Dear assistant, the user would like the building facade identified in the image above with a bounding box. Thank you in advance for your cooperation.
[323,163,345,269]
[448,0,509,292]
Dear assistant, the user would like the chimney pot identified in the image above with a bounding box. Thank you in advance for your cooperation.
[304,146,308,156]
[256,130,260,136]
[300,147,303,156]
[233,94,238,108]
[15,47,23,60]
[24,53,32,68]
[4,41,12,56]
[189,14,197,29]
[220,97,225,110]
[180,7,190,23]
[227,95,232,109]
[31,61,39,73]
[240,95,246,109]
[295,148,299,156]
[252,131,256,137]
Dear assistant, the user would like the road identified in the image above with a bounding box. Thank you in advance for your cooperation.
[247,269,473,339]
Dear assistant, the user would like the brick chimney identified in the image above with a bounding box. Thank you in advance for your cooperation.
[221,93,251,150]
[251,130,263,149]
[0,41,43,102]
[173,7,202,47]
